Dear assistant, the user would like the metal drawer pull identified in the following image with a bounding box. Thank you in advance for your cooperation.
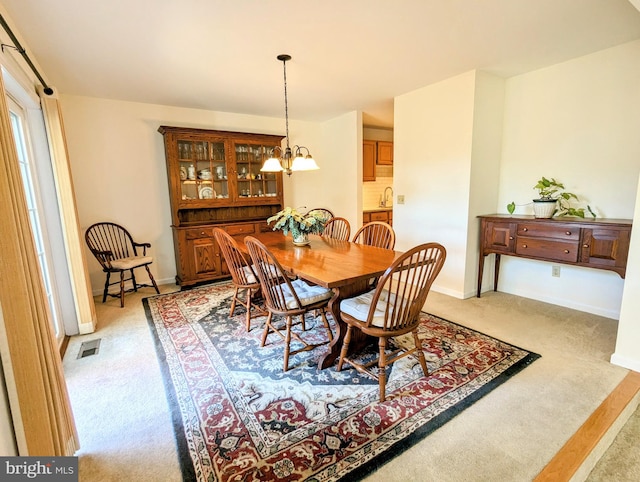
[522,227,528,232]
[564,250,570,254]
[522,244,527,248]
[566,231,572,235]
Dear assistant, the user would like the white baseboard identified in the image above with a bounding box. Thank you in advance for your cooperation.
[492,287,621,320]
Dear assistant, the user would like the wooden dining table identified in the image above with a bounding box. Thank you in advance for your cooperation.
[233,231,401,369]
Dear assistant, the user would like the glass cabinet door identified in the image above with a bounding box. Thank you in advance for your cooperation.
[177,139,229,201]
[210,141,229,199]
[234,142,279,199]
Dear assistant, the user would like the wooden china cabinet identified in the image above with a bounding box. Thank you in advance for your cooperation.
[158,126,284,286]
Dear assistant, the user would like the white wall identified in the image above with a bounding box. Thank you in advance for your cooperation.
[467,72,506,296]
[612,172,640,371]
[497,40,640,319]
[393,40,640,320]
[394,71,477,297]
[59,95,358,293]
[285,110,361,229]
[393,70,505,298]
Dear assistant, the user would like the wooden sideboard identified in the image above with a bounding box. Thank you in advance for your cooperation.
[477,214,632,297]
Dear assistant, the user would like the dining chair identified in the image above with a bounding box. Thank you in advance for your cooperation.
[244,236,334,371]
[85,222,160,307]
[337,242,446,401]
[212,228,265,331]
[321,217,351,241]
[307,207,334,223]
[352,221,396,250]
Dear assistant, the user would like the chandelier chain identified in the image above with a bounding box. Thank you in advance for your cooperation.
[260,54,318,175]
[282,57,290,150]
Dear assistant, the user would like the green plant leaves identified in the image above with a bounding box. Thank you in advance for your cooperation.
[267,207,327,235]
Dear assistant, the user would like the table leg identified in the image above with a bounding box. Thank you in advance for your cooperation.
[317,280,374,370]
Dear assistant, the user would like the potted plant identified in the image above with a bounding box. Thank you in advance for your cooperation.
[507,176,595,219]
[267,207,327,246]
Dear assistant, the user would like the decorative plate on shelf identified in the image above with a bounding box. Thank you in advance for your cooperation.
[198,186,215,199]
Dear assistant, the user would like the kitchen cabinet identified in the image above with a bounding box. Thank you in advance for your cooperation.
[159,126,284,286]
[363,140,376,181]
[477,214,632,297]
[376,141,393,165]
[363,209,393,226]
[363,140,393,181]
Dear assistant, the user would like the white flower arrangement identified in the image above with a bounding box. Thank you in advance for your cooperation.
[267,207,327,238]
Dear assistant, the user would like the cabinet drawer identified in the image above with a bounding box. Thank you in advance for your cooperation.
[517,223,579,241]
[515,237,579,262]
[225,223,256,236]
[370,211,388,222]
[185,227,214,240]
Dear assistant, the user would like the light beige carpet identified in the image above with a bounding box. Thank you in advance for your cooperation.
[587,404,640,482]
[62,283,636,481]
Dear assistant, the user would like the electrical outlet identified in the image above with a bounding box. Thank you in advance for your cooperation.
[552,265,561,277]
[397,195,405,204]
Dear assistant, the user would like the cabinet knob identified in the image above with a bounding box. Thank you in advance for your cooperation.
[201,231,206,236]
[522,227,528,232]
[564,250,570,254]
[583,244,590,248]
[522,244,527,248]
[565,231,572,236]
[509,236,514,240]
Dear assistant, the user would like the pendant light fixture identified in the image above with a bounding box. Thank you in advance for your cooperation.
[261,54,319,176]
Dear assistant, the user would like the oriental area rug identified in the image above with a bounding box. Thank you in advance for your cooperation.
[143,282,540,482]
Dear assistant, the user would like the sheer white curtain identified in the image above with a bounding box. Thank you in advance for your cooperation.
[39,87,97,334]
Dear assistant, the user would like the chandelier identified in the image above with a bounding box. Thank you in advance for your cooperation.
[261,54,319,176]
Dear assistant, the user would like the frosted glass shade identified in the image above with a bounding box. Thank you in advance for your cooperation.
[291,156,319,171]
[260,157,285,172]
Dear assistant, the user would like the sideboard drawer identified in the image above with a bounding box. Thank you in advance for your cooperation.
[185,227,214,240]
[517,223,579,241]
[515,237,579,262]
[225,223,256,236]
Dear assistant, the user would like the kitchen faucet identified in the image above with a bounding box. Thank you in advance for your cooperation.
[384,186,393,207]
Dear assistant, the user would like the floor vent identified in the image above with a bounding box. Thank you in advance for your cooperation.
[77,339,101,359]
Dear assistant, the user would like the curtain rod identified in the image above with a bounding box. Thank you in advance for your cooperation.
[0,13,54,95]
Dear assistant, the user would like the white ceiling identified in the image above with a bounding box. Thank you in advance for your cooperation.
[2,0,640,128]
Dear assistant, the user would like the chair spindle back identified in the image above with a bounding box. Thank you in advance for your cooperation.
[352,221,396,250]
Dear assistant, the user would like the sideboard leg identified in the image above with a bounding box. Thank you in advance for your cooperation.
[477,254,485,297]
[494,254,501,292]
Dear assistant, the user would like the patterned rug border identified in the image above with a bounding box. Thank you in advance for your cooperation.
[143,283,540,481]
[144,297,198,481]
[345,347,540,481]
